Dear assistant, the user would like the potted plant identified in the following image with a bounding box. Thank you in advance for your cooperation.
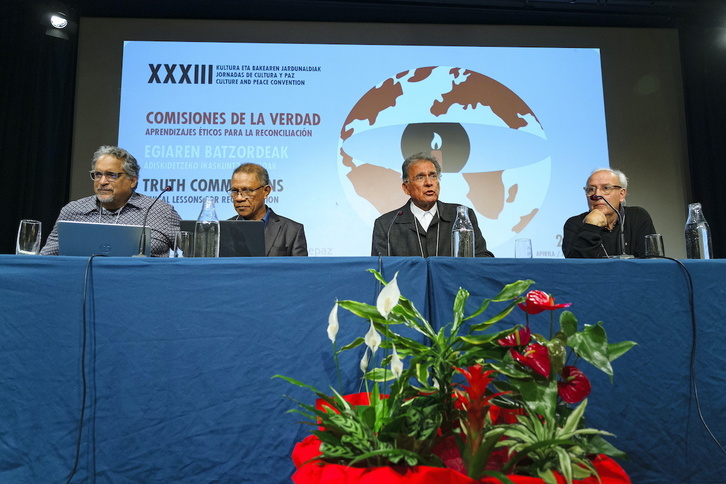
[278,270,635,484]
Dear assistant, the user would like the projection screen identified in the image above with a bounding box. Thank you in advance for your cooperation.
[72,19,690,258]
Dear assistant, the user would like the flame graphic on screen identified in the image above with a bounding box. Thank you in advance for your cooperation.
[430,132,442,150]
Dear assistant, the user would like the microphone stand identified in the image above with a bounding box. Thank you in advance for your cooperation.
[133,186,172,257]
[590,195,632,259]
[385,211,402,256]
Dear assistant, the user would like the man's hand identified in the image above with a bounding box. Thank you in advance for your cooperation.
[584,209,607,227]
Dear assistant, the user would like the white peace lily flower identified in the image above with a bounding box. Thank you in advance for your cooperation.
[327,302,339,343]
[360,348,370,373]
[390,343,404,379]
[364,319,382,354]
[376,272,401,319]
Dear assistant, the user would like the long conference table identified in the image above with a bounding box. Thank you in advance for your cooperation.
[1,255,725,483]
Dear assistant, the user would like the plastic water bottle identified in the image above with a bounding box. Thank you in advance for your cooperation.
[194,196,220,257]
[451,205,475,257]
[685,202,712,259]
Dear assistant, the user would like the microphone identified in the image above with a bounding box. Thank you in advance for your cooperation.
[386,211,403,256]
[134,186,172,257]
[589,195,626,255]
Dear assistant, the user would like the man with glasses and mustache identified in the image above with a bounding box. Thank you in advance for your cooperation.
[562,167,655,258]
[40,145,181,257]
[371,152,494,257]
[228,163,307,256]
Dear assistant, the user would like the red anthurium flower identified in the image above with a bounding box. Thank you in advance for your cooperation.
[518,290,572,315]
[557,366,591,404]
[497,326,531,347]
[511,343,551,378]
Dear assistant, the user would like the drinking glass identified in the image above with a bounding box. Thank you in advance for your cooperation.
[644,233,665,258]
[16,219,42,255]
[514,238,532,258]
[174,231,193,257]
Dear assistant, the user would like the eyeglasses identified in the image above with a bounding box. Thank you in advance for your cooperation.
[410,173,441,183]
[89,171,126,181]
[229,186,265,198]
[583,185,622,196]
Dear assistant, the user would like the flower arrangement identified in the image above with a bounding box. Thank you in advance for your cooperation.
[278,270,636,484]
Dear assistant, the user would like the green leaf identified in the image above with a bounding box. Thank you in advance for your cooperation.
[340,337,365,351]
[492,279,535,302]
[273,375,330,399]
[320,441,357,459]
[539,469,559,484]
[469,300,520,331]
[547,338,567,377]
[365,367,397,382]
[571,463,594,480]
[584,435,629,460]
[392,337,431,353]
[451,288,469,334]
[511,378,559,420]
[502,438,577,474]
[567,323,614,379]
[559,311,578,336]
[337,299,383,320]
[414,362,430,386]
[434,326,448,349]
[463,280,533,324]
[359,404,377,430]
[559,399,587,436]
[554,446,573,484]
[464,298,491,323]
[313,430,342,446]
[608,340,638,362]
[459,333,501,345]
[466,428,507,479]
[392,298,436,337]
[367,268,386,284]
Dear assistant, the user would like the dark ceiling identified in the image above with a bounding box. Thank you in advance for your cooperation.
[21,0,726,29]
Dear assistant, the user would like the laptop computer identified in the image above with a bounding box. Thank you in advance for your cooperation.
[179,220,265,257]
[57,221,151,256]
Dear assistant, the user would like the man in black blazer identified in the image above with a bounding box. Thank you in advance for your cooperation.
[371,152,494,258]
[562,167,655,258]
[229,163,308,256]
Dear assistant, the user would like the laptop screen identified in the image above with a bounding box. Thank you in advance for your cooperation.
[179,220,265,257]
[57,221,150,256]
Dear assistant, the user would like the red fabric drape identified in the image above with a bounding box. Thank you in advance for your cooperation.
[292,435,631,484]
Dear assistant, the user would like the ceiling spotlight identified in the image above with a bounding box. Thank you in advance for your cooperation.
[50,14,68,29]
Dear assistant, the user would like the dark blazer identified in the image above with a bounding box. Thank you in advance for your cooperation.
[230,207,307,256]
[263,207,308,256]
[371,200,494,257]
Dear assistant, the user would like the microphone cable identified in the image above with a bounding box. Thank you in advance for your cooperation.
[645,255,726,457]
[64,254,103,484]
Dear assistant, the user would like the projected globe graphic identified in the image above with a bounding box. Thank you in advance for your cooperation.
[337,66,551,249]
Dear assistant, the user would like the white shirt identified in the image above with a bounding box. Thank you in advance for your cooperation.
[410,201,438,232]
